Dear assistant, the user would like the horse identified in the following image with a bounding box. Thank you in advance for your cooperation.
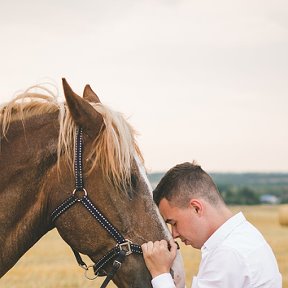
[0,79,185,287]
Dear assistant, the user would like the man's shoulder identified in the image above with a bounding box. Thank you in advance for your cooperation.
[221,220,267,257]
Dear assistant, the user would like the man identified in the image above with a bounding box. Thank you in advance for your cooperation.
[141,162,282,288]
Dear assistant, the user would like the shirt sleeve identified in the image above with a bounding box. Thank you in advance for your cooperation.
[151,273,176,288]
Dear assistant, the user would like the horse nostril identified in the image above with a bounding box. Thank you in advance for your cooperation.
[170,268,174,279]
[168,241,180,251]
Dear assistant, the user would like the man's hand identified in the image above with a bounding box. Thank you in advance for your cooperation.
[141,239,178,278]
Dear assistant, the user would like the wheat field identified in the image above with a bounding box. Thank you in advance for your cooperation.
[1,205,287,287]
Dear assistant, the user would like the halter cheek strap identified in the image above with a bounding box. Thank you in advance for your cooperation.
[51,127,142,287]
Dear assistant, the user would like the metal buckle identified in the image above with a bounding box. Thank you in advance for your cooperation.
[113,259,122,269]
[118,239,132,255]
[72,188,87,201]
[85,264,99,280]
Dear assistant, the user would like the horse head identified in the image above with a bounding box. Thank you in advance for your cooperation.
[43,79,186,287]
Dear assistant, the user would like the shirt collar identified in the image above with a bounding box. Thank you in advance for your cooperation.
[201,212,246,254]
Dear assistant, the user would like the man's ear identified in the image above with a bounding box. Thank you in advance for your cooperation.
[189,199,203,215]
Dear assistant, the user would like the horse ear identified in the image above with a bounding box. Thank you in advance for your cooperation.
[62,78,104,139]
[83,84,101,103]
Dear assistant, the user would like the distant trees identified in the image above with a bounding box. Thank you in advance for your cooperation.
[219,185,260,205]
[213,173,288,205]
[148,172,288,205]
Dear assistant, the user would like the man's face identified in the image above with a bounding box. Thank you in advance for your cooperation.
[159,198,205,249]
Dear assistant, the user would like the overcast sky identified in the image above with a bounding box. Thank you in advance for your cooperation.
[1,0,287,172]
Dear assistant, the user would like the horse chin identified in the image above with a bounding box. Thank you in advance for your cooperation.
[109,251,185,288]
[112,276,153,288]
[172,249,186,288]
[111,259,153,288]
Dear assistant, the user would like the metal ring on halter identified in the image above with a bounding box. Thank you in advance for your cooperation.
[117,239,132,256]
[85,264,99,280]
[72,188,88,201]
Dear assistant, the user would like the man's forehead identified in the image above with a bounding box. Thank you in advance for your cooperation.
[159,198,174,221]
[159,198,170,209]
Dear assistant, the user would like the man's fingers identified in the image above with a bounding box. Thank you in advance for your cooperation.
[142,241,153,253]
[147,241,154,251]
[142,239,179,256]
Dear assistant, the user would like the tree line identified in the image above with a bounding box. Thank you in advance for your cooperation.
[148,172,288,205]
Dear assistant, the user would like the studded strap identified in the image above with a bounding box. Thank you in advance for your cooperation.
[50,126,142,282]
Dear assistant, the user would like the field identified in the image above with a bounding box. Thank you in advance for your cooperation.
[1,205,288,287]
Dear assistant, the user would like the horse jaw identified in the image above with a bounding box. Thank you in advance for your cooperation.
[155,211,186,288]
[135,156,186,288]
[172,250,186,288]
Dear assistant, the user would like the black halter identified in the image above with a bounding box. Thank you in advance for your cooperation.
[51,127,142,287]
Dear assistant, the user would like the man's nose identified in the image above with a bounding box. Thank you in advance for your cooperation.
[171,226,180,238]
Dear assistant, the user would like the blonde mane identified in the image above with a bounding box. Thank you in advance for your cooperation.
[0,86,144,189]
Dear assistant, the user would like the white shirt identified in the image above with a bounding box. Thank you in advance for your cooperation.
[151,212,282,288]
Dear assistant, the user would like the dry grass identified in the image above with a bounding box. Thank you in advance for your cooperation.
[279,204,288,226]
[1,205,287,287]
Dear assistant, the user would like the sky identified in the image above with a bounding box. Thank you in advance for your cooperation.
[0,0,287,173]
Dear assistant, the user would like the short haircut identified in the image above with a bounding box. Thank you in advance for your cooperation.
[153,161,224,207]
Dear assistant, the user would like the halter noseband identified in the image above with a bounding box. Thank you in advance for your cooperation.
[51,127,142,287]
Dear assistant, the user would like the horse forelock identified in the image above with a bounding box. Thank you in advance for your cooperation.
[58,102,144,190]
[0,85,144,191]
[87,103,144,189]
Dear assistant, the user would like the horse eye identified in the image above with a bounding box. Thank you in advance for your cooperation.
[124,174,138,199]
[130,174,138,189]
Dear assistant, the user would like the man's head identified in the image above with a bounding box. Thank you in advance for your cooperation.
[153,161,224,208]
[153,162,230,249]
